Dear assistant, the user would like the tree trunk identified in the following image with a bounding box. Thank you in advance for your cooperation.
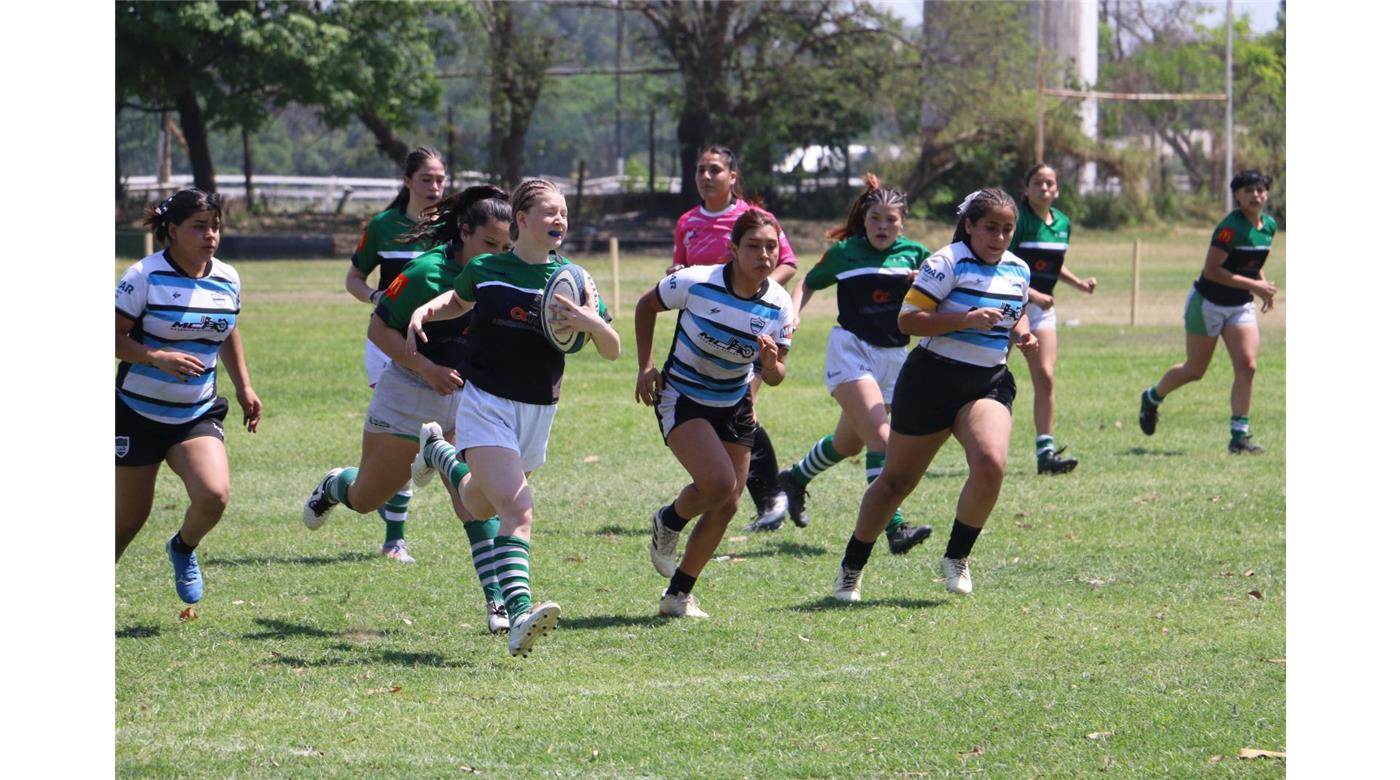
[116,106,125,201]
[242,126,256,212]
[175,91,216,193]
[357,107,410,166]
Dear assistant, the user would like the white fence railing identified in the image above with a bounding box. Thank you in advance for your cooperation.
[122,173,685,209]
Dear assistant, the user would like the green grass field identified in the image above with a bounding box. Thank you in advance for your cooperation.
[116,227,1285,776]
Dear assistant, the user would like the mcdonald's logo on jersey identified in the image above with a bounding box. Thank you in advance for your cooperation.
[355,231,368,253]
[871,289,891,304]
[1216,227,1234,244]
[385,274,408,299]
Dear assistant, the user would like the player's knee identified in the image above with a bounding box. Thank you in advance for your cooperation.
[1234,358,1256,379]
[1181,363,1208,382]
[694,471,736,506]
[189,485,230,518]
[967,449,1007,480]
[873,471,918,502]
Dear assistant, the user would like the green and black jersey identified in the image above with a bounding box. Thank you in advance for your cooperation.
[352,207,431,292]
[452,251,610,406]
[1194,209,1276,306]
[373,243,473,371]
[804,235,927,347]
[1011,203,1072,295]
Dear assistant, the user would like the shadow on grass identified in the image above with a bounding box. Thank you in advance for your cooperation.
[727,541,828,560]
[117,625,161,639]
[594,524,647,537]
[203,551,379,567]
[246,619,474,669]
[560,613,669,631]
[1121,446,1188,457]
[781,596,948,613]
[921,469,965,480]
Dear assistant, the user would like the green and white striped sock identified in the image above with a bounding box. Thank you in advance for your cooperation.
[1036,435,1055,458]
[424,438,470,489]
[494,535,533,621]
[866,452,906,534]
[793,434,843,486]
[1230,415,1250,441]
[378,483,412,541]
[464,517,504,604]
[329,467,358,511]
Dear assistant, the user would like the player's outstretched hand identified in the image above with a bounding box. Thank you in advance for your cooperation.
[236,386,262,433]
[757,334,780,371]
[1015,331,1039,357]
[635,367,661,406]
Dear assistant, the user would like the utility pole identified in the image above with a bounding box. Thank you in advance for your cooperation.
[1224,0,1234,211]
[615,0,624,179]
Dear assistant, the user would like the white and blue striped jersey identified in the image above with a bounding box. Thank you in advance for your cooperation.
[116,250,241,424]
[902,241,1030,367]
[655,264,794,407]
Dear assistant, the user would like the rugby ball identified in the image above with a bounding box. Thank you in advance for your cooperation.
[541,263,600,354]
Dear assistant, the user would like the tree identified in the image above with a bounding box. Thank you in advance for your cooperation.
[632,0,898,202]
[116,1,443,192]
[474,1,553,185]
[902,1,1039,204]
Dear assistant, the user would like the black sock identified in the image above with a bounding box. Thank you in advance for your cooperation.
[841,535,875,571]
[746,424,779,505]
[661,503,689,532]
[943,519,981,560]
[666,569,698,596]
[170,532,196,555]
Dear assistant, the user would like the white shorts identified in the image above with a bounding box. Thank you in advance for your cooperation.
[1026,301,1057,332]
[364,338,391,387]
[1184,289,1256,337]
[454,381,557,472]
[824,326,907,404]
[364,362,462,439]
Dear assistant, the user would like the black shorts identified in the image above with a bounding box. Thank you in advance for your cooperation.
[116,394,229,467]
[890,349,1016,436]
[653,384,757,447]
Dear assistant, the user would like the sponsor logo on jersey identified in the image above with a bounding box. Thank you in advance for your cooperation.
[356,230,368,253]
[210,293,228,306]
[115,436,130,458]
[510,306,529,322]
[749,316,766,334]
[171,292,182,300]
[118,281,135,295]
[710,307,722,315]
[1217,227,1235,244]
[872,289,891,303]
[386,274,408,299]
[171,316,229,333]
[697,330,756,360]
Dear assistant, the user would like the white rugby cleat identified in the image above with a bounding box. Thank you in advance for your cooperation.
[941,556,973,594]
[833,564,864,603]
[412,422,444,487]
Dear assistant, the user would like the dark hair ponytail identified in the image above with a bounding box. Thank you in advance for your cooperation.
[401,184,511,247]
[826,173,909,242]
[387,146,445,212]
[142,188,224,244]
[951,188,1017,245]
[699,145,758,207]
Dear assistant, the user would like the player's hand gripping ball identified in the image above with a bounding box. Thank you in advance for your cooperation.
[541,264,601,354]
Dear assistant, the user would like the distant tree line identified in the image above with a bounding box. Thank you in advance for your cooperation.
[116,0,1285,226]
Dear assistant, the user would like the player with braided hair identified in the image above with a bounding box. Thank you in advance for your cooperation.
[765,174,934,555]
[302,185,516,633]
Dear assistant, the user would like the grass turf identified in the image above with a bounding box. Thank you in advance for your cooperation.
[116,225,1284,776]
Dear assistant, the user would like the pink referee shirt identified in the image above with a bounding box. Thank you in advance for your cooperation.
[671,199,798,269]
